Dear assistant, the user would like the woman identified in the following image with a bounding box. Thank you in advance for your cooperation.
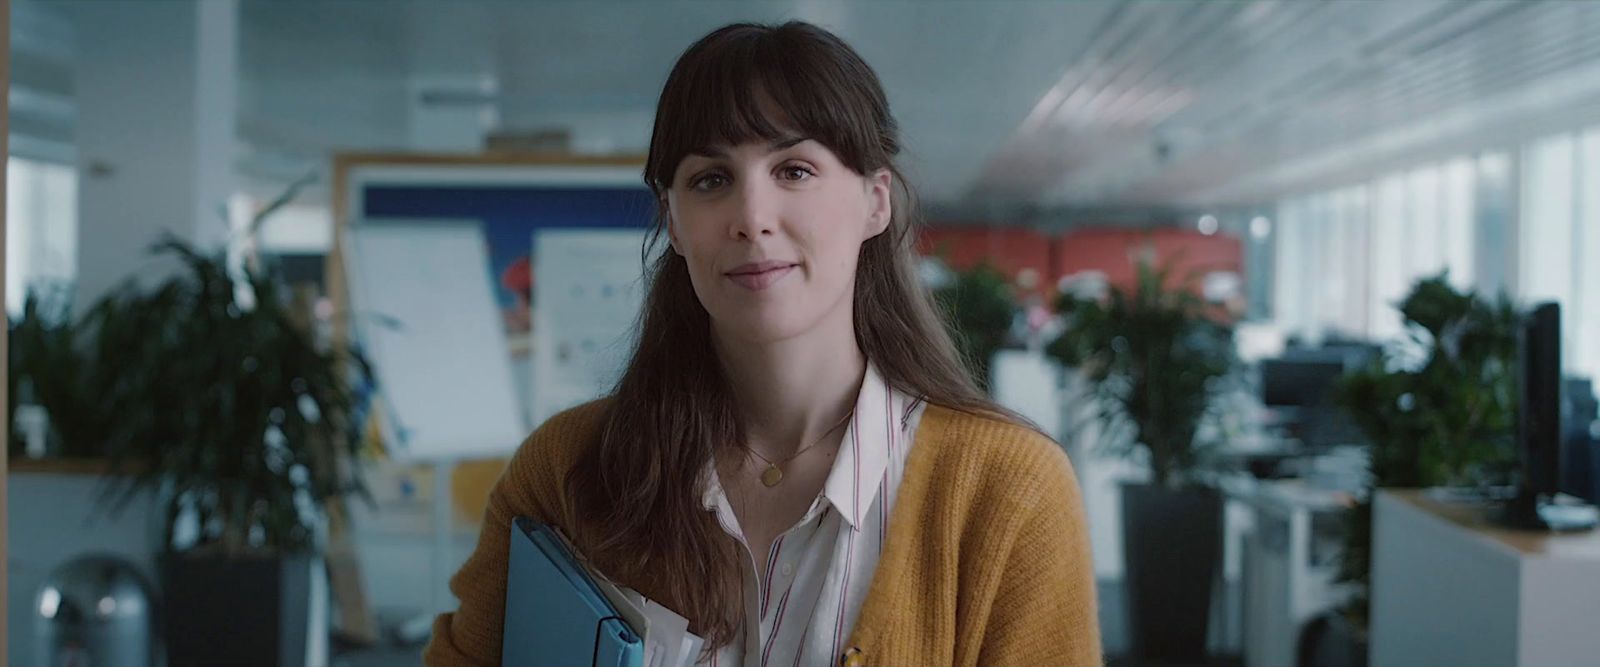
[425,21,1101,667]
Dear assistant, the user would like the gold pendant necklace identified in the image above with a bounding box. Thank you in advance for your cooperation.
[745,409,854,488]
[760,465,785,488]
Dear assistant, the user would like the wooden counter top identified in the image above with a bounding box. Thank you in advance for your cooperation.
[1384,488,1600,560]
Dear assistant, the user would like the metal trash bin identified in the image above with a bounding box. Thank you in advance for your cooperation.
[35,554,155,667]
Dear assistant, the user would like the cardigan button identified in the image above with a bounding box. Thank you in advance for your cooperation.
[839,646,865,667]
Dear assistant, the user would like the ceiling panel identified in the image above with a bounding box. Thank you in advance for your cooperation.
[994,0,1600,207]
[14,0,1600,209]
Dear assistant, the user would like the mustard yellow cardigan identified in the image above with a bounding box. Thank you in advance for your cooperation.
[425,399,1103,666]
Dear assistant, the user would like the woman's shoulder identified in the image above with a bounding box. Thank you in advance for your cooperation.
[531,397,614,444]
[912,403,1083,511]
[505,398,614,483]
[495,398,614,527]
[916,403,1063,463]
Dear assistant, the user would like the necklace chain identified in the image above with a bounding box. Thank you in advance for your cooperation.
[741,409,854,487]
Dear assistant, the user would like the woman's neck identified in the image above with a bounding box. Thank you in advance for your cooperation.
[713,318,866,462]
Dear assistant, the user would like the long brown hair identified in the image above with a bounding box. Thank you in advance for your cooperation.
[565,21,1023,651]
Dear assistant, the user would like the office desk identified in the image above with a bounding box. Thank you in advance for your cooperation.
[1217,475,1354,667]
[1370,489,1600,667]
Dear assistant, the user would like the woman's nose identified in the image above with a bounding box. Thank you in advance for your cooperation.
[728,179,778,240]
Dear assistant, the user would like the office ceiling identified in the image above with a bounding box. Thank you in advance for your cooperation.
[11,0,1600,209]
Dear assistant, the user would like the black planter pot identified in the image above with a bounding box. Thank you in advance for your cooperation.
[1121,482,1223,663]
[1298,611,1368,667]
[160,551,314,667]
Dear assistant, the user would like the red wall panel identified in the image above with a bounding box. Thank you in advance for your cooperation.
[1055,227,1243,294]
[918,226,1054,295]
[917,225,1244,319]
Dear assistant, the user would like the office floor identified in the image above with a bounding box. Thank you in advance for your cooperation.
[1109,658,1245,667]
[1099,579,1245,667]
[331,581,1247,667]
[335,645,426,667]
[329,646,1250,665]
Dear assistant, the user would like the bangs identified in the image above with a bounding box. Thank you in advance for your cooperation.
[645,23,889,193]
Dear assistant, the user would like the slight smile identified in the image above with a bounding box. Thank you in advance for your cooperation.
[725,261,799,291]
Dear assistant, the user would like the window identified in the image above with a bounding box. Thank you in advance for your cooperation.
[1406,165,1445,285]
[6,157,78,319]
[1273,185,1374,342]
[1369,174,1408,340]
[1517,128,1600,382]
[1474,152,1514,293]
[1274,196,1312,337]
[1334,185,1371,334]
[1519,134,1576,308]
[1520,133,1580,377]
[1441,158,1476,291]
[1270,127,1597,387]
[1574,129,1600,380]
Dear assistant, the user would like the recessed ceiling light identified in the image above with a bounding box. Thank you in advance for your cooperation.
[1250,216,1272,240]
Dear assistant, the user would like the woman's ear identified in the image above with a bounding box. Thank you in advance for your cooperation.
[664,198,684,256]
[667,221,683,257]
[865,169,893,239]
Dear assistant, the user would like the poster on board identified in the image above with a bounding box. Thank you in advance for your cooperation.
[529,228,651,427]
[351,164,654,430]
[342,219,526,462]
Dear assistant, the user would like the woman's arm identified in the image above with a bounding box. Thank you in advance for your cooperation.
[421,437,545,667]
[421,397,605,667]
[977,444,1104,666]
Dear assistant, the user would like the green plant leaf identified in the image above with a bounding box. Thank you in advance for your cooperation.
[52,185,379,557]
[1045,253,1235,488]
[1332,272,1520,626]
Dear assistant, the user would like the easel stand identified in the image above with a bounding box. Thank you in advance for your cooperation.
[430,458,457,616]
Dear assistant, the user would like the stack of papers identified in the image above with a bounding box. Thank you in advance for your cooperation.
[505,517,707,667]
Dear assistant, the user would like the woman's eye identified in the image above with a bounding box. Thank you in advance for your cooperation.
[779,165,815,182]
[690,173,728,191]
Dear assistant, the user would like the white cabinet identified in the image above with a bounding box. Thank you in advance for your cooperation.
[1227,478,1354,667]
[1371,489,1600,667]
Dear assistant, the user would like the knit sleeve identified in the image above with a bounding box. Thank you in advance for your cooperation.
[422,402,596,667]
[977,442,1104,666]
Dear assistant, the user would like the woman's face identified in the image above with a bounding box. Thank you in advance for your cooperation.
[666,134,892,345]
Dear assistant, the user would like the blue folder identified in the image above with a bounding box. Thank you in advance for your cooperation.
[502,517,645,667]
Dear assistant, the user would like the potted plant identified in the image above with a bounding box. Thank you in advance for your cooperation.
[934,261,1017,392]
[7,282,109,459]
[1326,273,1519,665]
[87,181,376,667]
[1047,257,1235,663]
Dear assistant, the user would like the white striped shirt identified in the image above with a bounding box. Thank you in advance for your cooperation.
[698,362,925,667]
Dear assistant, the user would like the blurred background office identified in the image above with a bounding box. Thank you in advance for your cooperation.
[6,1,1600,666]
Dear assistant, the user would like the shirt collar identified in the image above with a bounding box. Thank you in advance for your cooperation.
[821,361,896,531]
[700,361,904,532]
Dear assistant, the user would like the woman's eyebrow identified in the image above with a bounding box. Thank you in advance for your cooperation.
[690,135,812,159]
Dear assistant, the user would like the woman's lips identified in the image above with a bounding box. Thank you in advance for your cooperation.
[725,263,797,290]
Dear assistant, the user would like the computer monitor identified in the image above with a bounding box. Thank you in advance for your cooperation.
[1259,349,1370,451]
[1518,303,1562,501]
[1561,377,1598,504]
[1260,358,1347,408]
[1503,302,1577,529]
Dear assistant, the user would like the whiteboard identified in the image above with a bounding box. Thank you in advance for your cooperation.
[530,228,650,427]
[343,219,526,461]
